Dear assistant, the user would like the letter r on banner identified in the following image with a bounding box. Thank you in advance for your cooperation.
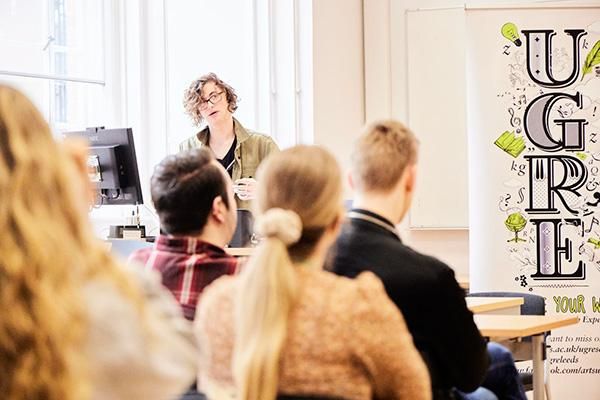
[525,155,587,215]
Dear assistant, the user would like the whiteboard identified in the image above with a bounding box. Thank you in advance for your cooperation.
[406,8,469,229]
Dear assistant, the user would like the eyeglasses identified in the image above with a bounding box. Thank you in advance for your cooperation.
[199,91,224,110]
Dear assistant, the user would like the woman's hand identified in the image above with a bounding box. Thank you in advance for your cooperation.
[234,178,257,201]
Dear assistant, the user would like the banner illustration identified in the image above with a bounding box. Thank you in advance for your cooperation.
[468,8,600,399]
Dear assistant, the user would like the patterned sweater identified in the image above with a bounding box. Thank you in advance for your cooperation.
[194,268,432,400]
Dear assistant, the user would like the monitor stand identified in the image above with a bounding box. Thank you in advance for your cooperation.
[107,204,146,240]
[108,224,146,240]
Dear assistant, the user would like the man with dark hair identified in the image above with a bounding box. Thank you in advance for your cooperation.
[330,120,526,400]
[129,148,238,321]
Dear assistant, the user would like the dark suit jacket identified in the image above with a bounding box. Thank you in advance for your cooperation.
[330,210,489,400]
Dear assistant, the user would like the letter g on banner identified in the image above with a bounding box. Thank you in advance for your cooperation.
[524,92,588,152]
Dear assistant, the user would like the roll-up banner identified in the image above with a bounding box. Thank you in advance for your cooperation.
[467,6,600,399]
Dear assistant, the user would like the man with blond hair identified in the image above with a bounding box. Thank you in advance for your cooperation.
[330,120,526,400]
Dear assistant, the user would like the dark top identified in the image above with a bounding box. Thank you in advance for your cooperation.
[216,136,237,177]
[329,209,489,400]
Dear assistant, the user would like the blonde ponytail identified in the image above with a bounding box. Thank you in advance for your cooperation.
[234,209,302,400]
[232,147,342,400]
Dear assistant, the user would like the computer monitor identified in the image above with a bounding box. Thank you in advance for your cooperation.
[63,127,143,206]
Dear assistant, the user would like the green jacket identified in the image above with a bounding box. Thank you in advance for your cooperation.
[178,118,279,209]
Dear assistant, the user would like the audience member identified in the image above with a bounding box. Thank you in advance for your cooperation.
[195,145,432,400]
[181,73,279,206]
[0,84,196,400]
[330,120,526,400]
[129,148,239,321]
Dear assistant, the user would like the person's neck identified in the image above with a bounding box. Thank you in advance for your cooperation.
[192,224,230,249]
[296,244,327,271]
[208,116,235,145]
[295,226,338,271]
[352,192,405,226]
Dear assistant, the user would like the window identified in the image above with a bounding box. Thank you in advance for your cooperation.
[0,0,117,133]
[163,0,313,153]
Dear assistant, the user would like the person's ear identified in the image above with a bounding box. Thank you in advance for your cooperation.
[328,207,345,235]
[212,195,226,223]
[348,172,355,190]
[405,164,417,194]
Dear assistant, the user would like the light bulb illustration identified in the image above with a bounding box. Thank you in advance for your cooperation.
[501,22,522,47]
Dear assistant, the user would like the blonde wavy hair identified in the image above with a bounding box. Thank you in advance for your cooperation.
[233,146,342,400]
[0,85,142,399]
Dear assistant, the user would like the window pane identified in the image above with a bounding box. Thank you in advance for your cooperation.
[53,80,108,132]
[0,0,104,81]
[0,76,51,121]
[1,75,110,135]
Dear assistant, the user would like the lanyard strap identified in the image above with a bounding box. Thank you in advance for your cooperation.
[347,211,400,239]
[224,158,235,173]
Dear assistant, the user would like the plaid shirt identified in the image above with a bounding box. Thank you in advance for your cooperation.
[128,235,238,321]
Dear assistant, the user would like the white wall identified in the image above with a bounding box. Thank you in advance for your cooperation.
[360,0,471,276]
[312,0,365,181]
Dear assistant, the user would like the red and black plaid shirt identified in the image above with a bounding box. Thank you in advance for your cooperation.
[128,235,238,320]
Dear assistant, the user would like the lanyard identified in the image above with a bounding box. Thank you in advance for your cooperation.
[224,158,235,173]
[347,211,401,239]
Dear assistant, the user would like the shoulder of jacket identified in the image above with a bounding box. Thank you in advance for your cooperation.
[179,135,203,151]
[244,129,275,143]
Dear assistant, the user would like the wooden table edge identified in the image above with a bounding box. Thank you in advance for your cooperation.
[467,297,525,314]
[475,315,580,338]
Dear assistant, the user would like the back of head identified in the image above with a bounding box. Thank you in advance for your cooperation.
[0,84,89,399]
[0,85,140,399]
[151,147,231,235]
[254,145,343,259]
[351,120,418,193]
[233,145,342,400]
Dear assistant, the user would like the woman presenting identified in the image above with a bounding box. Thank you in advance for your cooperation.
[180,73,279,208]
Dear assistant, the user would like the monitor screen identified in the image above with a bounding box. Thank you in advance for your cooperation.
[63,127,143,206]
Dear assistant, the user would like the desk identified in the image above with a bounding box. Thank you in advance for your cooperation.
[457,276,469,291]
[466,297,524,315]
[475,314,579,400]
[225,247,254,257]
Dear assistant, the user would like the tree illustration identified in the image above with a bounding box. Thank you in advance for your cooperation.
[505,212,527,243]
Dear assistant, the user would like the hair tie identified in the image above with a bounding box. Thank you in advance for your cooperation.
[255,208,302,245]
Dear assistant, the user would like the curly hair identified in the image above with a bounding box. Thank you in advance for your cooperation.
[183,73,239,126]
[0,85,144,399]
